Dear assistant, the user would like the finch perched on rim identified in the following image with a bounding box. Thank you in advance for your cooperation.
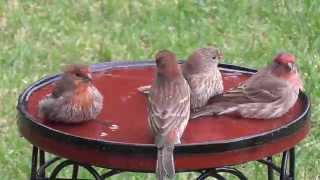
[183,47,224,111]
[191,52,304,119]
[39,64,103,123]
[147,50,190,180]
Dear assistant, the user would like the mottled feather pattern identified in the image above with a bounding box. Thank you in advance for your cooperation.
[191,63,301,119]
[185,67,223,110]
[147,77,190,146]
[39,85,103,123]
[232,82,299,119]
[183,47,224,111]
[147,50,190,180]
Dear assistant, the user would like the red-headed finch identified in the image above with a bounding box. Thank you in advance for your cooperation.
[183,47,224,111]
[147,50,190,180]
[39,64,103,123]
[191,53,303,119]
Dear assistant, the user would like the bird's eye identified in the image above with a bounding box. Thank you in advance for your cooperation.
[75,73,81,77]
[212,56,217,60]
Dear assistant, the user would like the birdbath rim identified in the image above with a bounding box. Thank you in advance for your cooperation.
[17,60,310,156]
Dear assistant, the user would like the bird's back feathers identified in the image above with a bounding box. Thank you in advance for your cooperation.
[191,66,300,119]
[148,77,190,146]
[52,75,75,98]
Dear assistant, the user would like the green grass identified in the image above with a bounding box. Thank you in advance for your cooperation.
[0,0,319,179]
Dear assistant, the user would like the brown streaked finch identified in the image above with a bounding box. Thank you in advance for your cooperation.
[191,52,304,119]
[183,47,224,111]
[39,64,103,123]
[147,50,190,180]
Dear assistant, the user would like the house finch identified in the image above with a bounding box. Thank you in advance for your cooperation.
[39,64,103,123]
[191,52,304,119]
[183,47,224,111]
[147,50,190,179]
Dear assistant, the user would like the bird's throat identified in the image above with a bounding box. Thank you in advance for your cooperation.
[72,85,94,107]
[273,70,304,91]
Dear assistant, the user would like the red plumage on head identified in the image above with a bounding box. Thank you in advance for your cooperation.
[273,53,296,64]
[271,53,303,91]
[64,64,92,80]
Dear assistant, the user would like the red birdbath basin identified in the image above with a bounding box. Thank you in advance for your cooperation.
[17,61,310,176]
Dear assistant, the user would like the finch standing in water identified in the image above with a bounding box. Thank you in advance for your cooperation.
[183,47,224,111]
[39,64,103,123]
[147,50,190,180]
[191,53,303,119]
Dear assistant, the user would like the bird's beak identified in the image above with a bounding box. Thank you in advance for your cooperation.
[288,63,294,71]
[87,73,92,79]
[84,74,92,82]
[218,52,224,61]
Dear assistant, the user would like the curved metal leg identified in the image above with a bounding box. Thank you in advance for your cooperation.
[37,157,61,177]
[72,164,79,179]
[258,159,281,173]
[30,146,38,180]
[197,148,296,180]
[197,167,247,180]
[29,146,296,180]
[257,147,296,180]
[280,151,289,180]
[30,146,122,180]
[197,169,226,180]
[80,165,104,180]
[50,160,103,180]
[215,167,247,180]
[289,148,295,180]
[101,169,122,178]
[49,160,74,179]
[267,157,274,180]
[39,149,46,177]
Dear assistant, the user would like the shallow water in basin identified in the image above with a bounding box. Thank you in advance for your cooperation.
[27,66,304,145]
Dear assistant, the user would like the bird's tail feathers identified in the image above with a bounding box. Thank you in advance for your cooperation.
[156,145,175,180]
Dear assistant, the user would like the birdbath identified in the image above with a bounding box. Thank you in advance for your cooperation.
[17,61,310,180]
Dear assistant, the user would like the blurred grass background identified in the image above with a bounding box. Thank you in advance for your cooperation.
[0,0,319,179]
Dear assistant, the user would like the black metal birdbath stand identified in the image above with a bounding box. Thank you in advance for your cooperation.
[17,61,310,180]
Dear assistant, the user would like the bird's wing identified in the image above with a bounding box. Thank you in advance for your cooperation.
[147,80,190,145]
[148,92,190,136]
[214,74,287,104]
[191,73,292,119]
[52,76,75,98]
[184,73,210,94]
